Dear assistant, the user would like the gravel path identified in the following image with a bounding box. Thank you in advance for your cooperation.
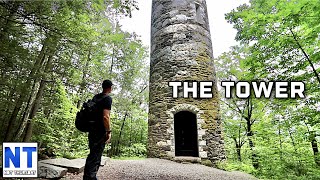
[66,158,256,180]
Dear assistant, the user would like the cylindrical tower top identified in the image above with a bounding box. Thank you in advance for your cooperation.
[151,0,213,69]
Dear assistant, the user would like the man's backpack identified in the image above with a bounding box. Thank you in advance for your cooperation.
[75,94,107,132]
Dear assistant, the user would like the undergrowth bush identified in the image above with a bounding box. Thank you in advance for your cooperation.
[120,143,146,157]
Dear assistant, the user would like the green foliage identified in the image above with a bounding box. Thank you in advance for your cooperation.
[217,45,320,179]
[33,81,88,159]
[0,0,148,160]
[119,143,147,157]
[217,160,256,175]
[217,0,320,179]
[201,160,214,167]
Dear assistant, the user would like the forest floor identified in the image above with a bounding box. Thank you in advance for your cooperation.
[66,158,256,180]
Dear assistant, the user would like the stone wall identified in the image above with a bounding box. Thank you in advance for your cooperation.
[148,0,225,165]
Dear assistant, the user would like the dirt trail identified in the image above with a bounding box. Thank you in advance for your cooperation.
[66,158,256,180]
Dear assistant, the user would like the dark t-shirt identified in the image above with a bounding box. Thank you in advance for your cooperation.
[96,93,112,111]
[91,93,112,134]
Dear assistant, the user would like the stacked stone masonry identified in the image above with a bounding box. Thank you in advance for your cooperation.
[148,0,225,165]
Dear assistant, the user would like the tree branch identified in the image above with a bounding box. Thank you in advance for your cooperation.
[289,28,320,85]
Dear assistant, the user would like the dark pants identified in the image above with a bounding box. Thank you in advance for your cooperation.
[83,132,106,180]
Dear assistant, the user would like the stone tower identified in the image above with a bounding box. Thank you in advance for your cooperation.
[148,0,225,164]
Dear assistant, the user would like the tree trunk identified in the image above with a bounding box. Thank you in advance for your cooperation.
[236,146,241,162]
[278,118,283,160]
[244,98,259,169]
[302,121,320,166]
[246,117,259,169]
[115,113,128,156]
[22,80,45,142]
[289,28,320,85]
[12,45,49,141]
[14,81,39,141]
[4,40,47,141]
[248,135,258,169]
[129,117,133,146]
[140,127,143,142]
[23,51,55,142]
[23,66,52,141]
[77,50,91,109]
[233,138,242,162]
[311,137,320,166]
[311,141,320,165]
[110,45,115,74]
[0,86,17,140]
[309,131,320,166]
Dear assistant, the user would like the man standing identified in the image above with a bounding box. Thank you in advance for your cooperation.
[83,80,113,180]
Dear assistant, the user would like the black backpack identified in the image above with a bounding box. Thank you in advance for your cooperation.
[75,94,107,132]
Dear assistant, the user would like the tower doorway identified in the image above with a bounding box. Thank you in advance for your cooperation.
[174,111,199,157]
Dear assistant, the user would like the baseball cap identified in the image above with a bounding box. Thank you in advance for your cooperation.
[102,80,113,89]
